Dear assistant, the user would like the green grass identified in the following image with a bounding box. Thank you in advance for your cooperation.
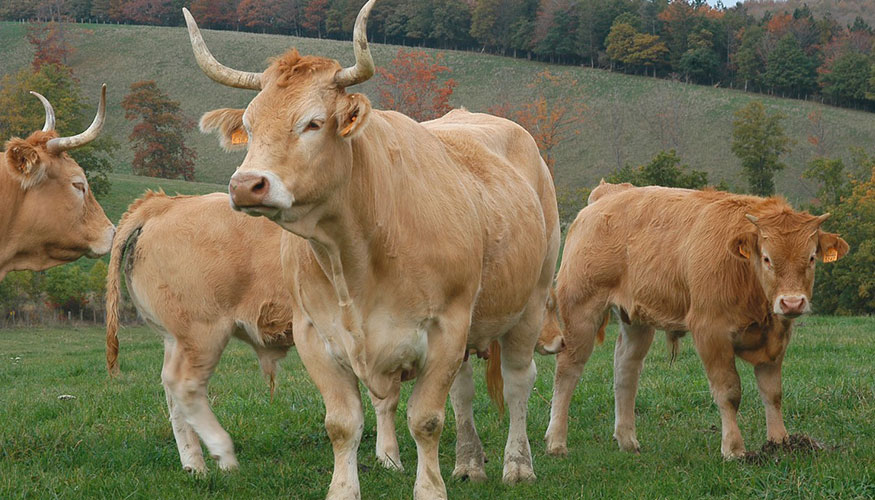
[3,21,875,204]
[1,316,872,498]
[99,173,224,222]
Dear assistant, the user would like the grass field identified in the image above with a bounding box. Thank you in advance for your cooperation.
[1,317,872,498]
[3,21,875,205]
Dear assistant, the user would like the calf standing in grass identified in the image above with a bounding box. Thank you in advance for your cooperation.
[105,191,296,472]
[544,182,848,459]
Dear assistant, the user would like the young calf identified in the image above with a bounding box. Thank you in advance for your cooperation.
[544,182,848,458]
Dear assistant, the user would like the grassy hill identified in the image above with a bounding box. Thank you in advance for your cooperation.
[3,20,875,205]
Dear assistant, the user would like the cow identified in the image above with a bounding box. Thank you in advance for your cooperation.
[0,85,114,280]
[104,190,428,473]
[543,181,849,459]
[183,0,560,497]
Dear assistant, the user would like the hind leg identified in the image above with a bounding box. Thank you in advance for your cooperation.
[369,379,403,471]
[450,359,486,481]
[162,336,206,473]
[544,297,606,456]
[612,321,655,453]
[162,324,237,470]
[499,304,546,484]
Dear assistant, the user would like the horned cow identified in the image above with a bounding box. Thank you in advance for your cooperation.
[0,86,114,279]
[185,0,561,498]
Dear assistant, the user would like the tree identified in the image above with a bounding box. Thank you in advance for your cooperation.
[606,21,668,75]
[731,101,792,196]
[804,156,852,207]
[764,33,817,97]
[121,80,196,180]
[819,50,872,106]
[733,26,765,91]
[607,150,710,189]
[27,22,74,71]
[376,49,457,122]
[488,70,586,174]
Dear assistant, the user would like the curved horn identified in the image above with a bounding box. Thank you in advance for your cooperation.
[29,91,56,132]
[815,213,831,226]
[183,8,262,90]
[745,214,759,226]
[333,0,377,88]
[46,84,106,154]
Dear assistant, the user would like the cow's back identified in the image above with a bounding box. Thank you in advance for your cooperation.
[126,193,292,342]
[561,186,765,330]
[424,110,560,341]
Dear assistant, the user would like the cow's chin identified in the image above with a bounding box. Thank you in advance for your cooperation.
[236,205,282,220]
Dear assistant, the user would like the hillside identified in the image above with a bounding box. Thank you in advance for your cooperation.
[3,20,875,204]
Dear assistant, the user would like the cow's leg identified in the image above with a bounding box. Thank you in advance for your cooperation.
[754,361,789,444]
[544,300,605,456]
[295,323,364,500]
[499,319,540,484]
[161,336,205,473]
[162,327,237,470]
[693,332,745,458]
[369,381,403,471]
[408,308,469,500]
[612,321,655,453]
[450,359,486,481]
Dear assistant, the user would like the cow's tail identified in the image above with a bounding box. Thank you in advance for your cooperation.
[596,311,609,345]
[486,340,505,417]
[666,331,686,366]
[106,190,165,376]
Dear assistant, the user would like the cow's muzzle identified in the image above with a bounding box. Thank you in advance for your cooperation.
[774,294,810,318]
[229,172,270,208]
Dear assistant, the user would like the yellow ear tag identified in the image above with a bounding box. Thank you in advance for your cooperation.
[340,115,357,137]
[231,129,248,145]
[824,248,838,263]
[738,246,750,259]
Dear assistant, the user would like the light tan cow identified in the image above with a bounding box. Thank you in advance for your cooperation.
[184,1,560,497]
[0,86,114,279]
[544,182,849,459]
[105,191,295,472]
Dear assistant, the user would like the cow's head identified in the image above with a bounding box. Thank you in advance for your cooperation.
[536,288,566,355]
[186,1,376,227]
[1,86,114,277]
[729,208,848,318]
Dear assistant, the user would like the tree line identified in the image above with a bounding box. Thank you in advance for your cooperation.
[4,0,875,111]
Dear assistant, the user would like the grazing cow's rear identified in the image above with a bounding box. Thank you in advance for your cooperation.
[105,191,295,472]
[0,86,114,279]
[544,182,848,459]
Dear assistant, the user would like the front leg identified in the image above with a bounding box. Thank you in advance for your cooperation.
[408,308,470,500]
[754,361,789,444]
[692,331,745,458]
[295,322,364,500]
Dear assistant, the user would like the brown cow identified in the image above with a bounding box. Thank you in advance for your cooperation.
[543,181,849,459]
[105,191,415,473]
[184,1,560,498]
[0,86,114,279]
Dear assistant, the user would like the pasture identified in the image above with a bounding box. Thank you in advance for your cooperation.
[1,317,872,498]
[4,21,875,203]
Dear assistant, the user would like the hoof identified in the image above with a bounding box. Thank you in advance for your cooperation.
[377,453,404,472]
[452,464,487,482]
[502,461,536,484]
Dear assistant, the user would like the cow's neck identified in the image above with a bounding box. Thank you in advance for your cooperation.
[0,162,25,275]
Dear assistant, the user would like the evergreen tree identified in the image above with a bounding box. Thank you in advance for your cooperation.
[764,33,817,97]
[731,101,792,196]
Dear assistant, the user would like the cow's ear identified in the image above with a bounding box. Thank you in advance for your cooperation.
[199,108,247,152]
[5,139,47,189]
[817,231,849,263]
[729,231,758,261]
[336,93,371,139]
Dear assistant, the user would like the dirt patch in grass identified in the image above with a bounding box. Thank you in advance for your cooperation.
[742,434,828,465]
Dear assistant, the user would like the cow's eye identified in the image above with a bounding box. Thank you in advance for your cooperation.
[809,255,816,264]
[305,120,322,131]
[72,182,86,194]
[763,256,771,266]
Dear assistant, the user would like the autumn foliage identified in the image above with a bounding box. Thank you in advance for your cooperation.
[376,49,457,122]
[489,70,586,174]
[27,22,74,72]
[121,81,196,181]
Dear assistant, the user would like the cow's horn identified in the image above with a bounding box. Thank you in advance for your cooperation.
[815,213,831,226]
[333,0,377,88]
[46,84,106,154]
[183,8,262,90]
[745,214,759,225]
[29,91,56,132]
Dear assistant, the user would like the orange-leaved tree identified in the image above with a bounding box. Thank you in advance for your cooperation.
[121,80,196,181]
[489,69,586,175]
[376,49,457,122]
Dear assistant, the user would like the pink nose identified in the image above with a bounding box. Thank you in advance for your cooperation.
[779,296,806,316]
[229,173,269,208]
